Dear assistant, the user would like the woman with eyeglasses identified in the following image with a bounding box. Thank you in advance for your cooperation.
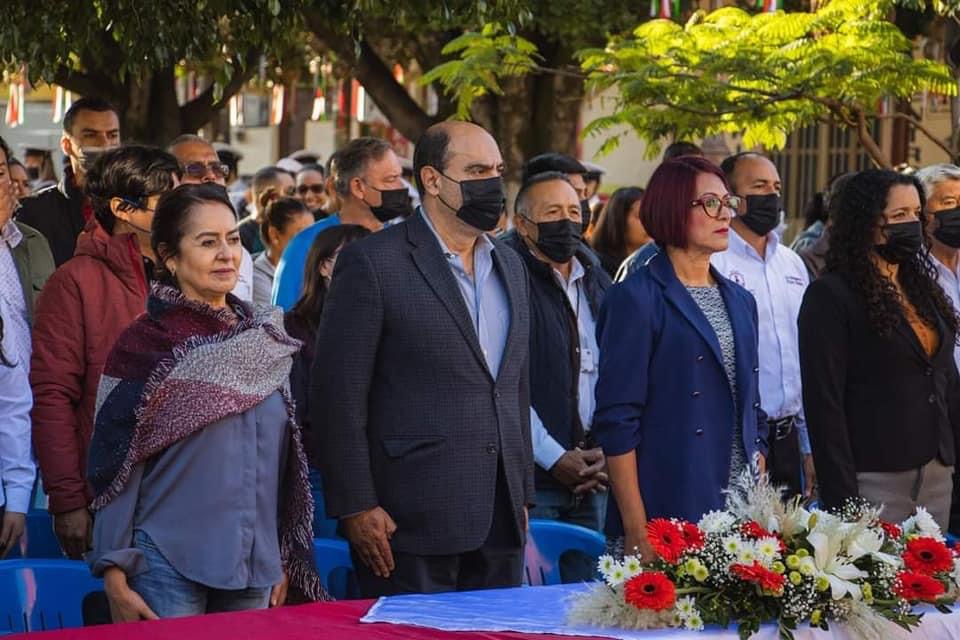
[799,170,960,528]
[593,156,768,561]
[30,146,181,560]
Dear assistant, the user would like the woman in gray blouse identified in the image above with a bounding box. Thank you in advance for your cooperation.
[86,184,325,621]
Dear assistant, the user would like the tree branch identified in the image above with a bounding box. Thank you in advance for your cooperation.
[179,50,260,134]
[352,39,435,142]
[877,112,955,161]
[51,65,122,105]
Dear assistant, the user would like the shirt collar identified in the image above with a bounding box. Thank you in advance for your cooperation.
[934,254,960,280]
[728,225,780,261]
[420,207,494,262]
[554,256,585,286]
[0,220,22,250]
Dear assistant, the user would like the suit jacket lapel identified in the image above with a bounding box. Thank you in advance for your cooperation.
[650,253,725,369]
[893,313,937,365]
[407,213,492,378]
[491,244,520,383]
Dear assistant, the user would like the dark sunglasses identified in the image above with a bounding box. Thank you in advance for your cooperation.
[297,184,325,195]
[182,162,230,179]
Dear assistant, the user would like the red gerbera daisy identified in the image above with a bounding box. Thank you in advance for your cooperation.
[893,571,946,602]
[903,538,953,576]
[879,520,902,540]
[646,519,686,563]
[732,561,786,594]
[623,571,677,611]
[680,522,706,551]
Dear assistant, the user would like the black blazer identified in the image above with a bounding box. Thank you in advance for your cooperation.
[798,272,959,510]
[310,211,533,556]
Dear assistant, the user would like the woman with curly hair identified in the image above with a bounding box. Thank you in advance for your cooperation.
[799,169,960,527]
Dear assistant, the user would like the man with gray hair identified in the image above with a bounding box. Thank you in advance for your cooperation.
[271,136,405,310]
[916,163,960,373]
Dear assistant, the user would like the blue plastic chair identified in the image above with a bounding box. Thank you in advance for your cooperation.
[524,519,606,586]
[0,559,103,634]
[313,538,359,599]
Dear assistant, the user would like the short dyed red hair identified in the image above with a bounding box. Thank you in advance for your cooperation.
[640,156,729,249]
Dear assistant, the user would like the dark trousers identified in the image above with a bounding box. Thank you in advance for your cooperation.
[767,424,802,497]
[353,466,524,598]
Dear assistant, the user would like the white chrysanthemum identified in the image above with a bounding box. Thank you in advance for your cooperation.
[902,507,944,541]
[674,596,697,620]
[623,556,643,579]
[607,563,627,586]
[699,510,736,534]
[952,559,960,589]
[756,537,782,563]
[684,612,705,631]
[598,555,616,576]
[737,542,758,565]
[723,535,743,555]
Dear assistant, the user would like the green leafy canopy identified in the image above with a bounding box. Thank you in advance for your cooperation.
[578,0,957,158]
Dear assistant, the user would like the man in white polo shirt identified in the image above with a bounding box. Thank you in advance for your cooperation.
[712,152,815,499]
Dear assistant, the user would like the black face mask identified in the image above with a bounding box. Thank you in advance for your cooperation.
[365,185,412,223]
[25,167,39,181]
[934,207,960,248]
[740,193,782,236]
[527,217,582,263]
[439,174,505,232]
[875,220,923,264]
[580,200,592,234]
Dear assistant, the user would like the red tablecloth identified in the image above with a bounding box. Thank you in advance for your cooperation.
[6,599,605,640]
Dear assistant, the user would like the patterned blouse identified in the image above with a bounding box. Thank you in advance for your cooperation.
[686,285,746,486]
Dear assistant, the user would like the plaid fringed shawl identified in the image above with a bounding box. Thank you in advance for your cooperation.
[87,284,328,602]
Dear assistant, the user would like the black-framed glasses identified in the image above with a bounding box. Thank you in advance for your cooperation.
[297,184,325,195]
[182,161,230,179]
[691,195,741,218]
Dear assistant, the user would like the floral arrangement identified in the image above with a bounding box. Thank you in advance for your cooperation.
[567,474,960,639]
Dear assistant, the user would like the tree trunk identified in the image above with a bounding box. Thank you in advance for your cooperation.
[55,56,256,147]
[471,42,585,209]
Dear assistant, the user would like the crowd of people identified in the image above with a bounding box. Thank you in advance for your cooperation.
[2,96,960,624]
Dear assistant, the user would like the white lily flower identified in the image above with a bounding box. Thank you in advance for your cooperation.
[846,528,898,566]
[807,530,868,600]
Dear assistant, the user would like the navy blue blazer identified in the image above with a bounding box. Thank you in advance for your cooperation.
[593,250,769,535]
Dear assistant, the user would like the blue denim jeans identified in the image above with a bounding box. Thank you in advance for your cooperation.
[529,488,607,583]
[129,530,271,618]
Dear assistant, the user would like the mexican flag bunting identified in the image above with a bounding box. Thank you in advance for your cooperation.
[5,81,24,128]
[757,0,781,11]
[650,0,681,18]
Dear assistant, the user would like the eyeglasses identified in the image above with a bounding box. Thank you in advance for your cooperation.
[690,195,741,218]
[182,162,230,180]
[297,184,325,195]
